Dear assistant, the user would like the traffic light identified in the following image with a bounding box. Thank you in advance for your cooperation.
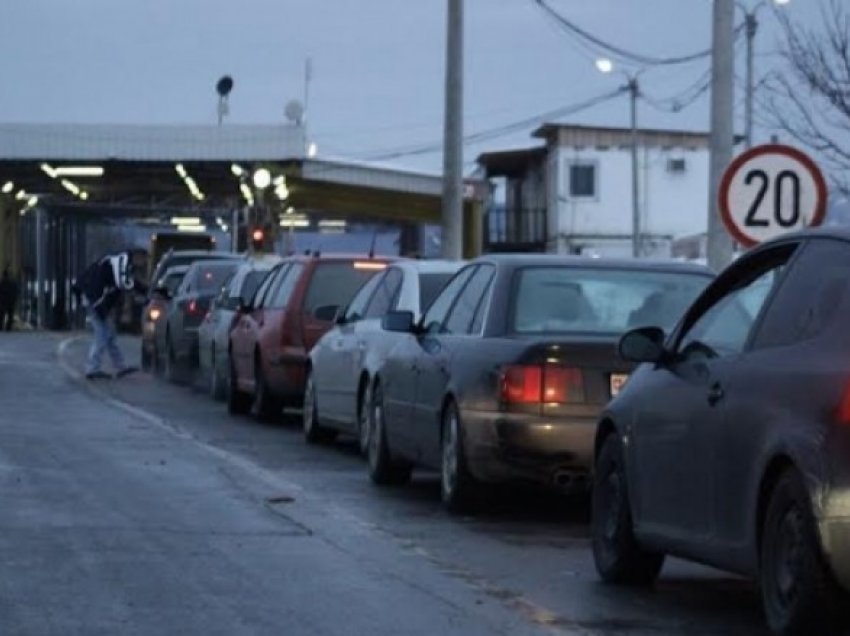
[250,227,265,252]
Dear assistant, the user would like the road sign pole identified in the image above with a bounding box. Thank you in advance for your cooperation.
[441,0,464,260]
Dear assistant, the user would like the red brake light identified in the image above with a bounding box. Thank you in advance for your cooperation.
[186,299,200,315]
[502,365,542,404]
[838,383,850,424]
[501,364,584,405]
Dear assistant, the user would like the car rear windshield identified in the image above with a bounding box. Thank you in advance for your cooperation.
[162,271,186,296]
[194,263,238,292]
[418,273,453,310]
[512,266,711,334]
[304,262,386,314]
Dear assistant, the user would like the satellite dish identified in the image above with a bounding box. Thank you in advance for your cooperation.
[216,76,234,97]
[285,100,305,124]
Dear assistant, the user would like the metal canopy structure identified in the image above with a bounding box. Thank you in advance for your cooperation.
[0,123,484,329]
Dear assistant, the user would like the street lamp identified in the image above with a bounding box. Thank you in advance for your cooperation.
[737,0,791,148]
[252,168,271,190]
[597,58,641,258]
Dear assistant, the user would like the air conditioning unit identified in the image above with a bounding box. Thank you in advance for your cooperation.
[667,158,687,173]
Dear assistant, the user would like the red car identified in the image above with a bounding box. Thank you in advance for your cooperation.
[228,253,392,420]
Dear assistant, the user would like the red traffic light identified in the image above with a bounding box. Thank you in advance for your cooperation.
[251,228,264,242]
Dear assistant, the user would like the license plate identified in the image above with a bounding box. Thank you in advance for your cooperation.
[610,373,629,397]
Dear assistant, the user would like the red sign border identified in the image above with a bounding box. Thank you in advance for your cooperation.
[718,144,828,248]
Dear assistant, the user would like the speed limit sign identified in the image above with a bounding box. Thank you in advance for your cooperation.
[719,144,828,248]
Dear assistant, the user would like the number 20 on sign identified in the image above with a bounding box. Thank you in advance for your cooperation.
[719,144,828,248]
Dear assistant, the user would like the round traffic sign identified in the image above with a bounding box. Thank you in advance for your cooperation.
[718,144,827,248]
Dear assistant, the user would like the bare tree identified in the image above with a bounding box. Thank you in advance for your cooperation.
[764,0,850,195]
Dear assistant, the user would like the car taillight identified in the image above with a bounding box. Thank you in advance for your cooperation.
[838,382,850,424]
[186,299,200,315]
[501,364,584,405]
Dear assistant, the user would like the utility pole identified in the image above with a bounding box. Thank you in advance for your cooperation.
[744,11,757,148]
[441,0,464,260]
[628,77,640,258]
[706,0,736,270]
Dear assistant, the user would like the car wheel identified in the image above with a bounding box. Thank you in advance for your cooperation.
[227,357,251,415]
[357,381,373,455]
[367,383,412,485]
[303,370,337,444]
[251,355,281,422]
[164,335,180,384]
[441,400,477,514]
[209,345,226,401]
[592,433,665,585]
[760,469,846,636]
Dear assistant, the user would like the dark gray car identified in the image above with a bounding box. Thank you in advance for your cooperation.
[591,230,850,636]
[369,255,712,512]
[156,259,240,383]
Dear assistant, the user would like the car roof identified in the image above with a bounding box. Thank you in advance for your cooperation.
[185,259,240,272]
[394,259,465,274]
[473,253,714,276]
[163,264,190,275]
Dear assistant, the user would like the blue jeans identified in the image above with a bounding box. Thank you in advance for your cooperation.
[86,310,126,374]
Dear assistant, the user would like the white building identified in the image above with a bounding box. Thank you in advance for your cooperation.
[478,124,712,258]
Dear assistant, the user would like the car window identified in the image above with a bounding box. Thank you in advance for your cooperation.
[268,263,304,309]
[195,263,237,292]
[345,272,384,322]
[215,271,236,306]
[418,273,454,313]
[237,270,270,309]
[365,267,403,319]
[421,266,476,334]
[303,262,384,316]
[752,239,850,349]
[512,267,711,334]
[444,265,494,335]
[161,271,186,296]
[677,246,796,358]
[253,264,284,307]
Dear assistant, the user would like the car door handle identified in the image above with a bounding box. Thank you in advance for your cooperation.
[707,382,725,406]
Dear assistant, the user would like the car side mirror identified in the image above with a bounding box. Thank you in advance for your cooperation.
[619,326,667,364]
[382,310,415,334]
[314,304,340,322]
[237,299,253,313]
[335,312,348,325]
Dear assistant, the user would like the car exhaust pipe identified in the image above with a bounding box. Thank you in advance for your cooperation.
[553,470,588,491]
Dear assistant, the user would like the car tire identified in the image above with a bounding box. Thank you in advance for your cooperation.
[303,370,337,444]
[227,357,251,415]
[141,344,151,372]
[440,400,478,514]
[760,469,847,636]
[164,335,181,384]
[251,355,281,422]
[368,383,412,485]
[592,434,665,586]
[209,345,226,401]
[357,381,372,455]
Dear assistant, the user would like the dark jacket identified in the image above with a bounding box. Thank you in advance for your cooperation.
[73,257,146,320]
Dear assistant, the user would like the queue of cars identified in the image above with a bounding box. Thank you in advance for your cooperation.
[140,230,850,635]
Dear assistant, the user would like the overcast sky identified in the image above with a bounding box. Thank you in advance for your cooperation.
[0,0,827,173]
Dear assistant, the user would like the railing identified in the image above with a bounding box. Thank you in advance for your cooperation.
[484,206,548,253]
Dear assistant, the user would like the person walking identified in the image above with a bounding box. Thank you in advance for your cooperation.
[72,251,147,380]
[0,269,17,330]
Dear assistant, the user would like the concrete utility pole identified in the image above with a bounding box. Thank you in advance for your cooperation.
[744,11,757,148]
[628,77,640,258]
[441,0,464,260]
[706,0,736,270]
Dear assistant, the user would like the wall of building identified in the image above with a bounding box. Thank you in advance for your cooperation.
[548,144,709,255]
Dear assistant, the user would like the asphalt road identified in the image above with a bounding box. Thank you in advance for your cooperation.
[0,332,770,635]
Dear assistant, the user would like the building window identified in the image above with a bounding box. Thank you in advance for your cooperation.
[666,158,687,173]
[568,163,597,198]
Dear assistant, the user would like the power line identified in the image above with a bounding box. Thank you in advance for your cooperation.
[360,88,626,161]
[532,0,716,67]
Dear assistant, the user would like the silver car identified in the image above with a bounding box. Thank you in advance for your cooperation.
[305,260,462,450]
[198,257,280,399]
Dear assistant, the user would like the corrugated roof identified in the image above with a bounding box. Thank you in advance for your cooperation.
[0,123,306,161]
